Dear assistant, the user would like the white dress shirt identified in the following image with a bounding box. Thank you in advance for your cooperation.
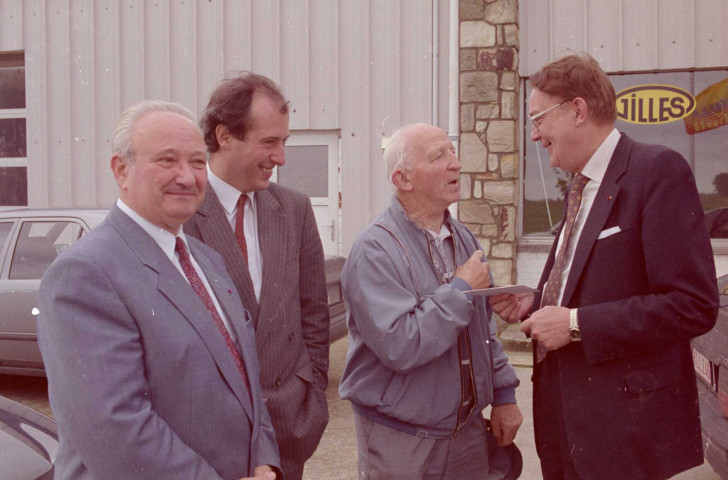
[207,167,264,301]
[554,128,621,304]
[116,199,235,336]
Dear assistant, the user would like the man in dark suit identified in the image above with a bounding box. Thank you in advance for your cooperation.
[492,53,719,480]
[38,100,280,480]
[185,73,329,480]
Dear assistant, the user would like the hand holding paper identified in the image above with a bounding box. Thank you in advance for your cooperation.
[487,286,537,324]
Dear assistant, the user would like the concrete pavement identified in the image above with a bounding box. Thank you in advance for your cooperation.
[304,332,719,479]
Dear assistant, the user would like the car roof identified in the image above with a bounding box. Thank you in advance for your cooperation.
[0,208,109,227]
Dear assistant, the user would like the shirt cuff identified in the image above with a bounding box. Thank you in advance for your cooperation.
[492,387,517,406]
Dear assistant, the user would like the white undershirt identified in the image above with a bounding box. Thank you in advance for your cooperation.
[116,199,234,336]
[207,167,264,301]
[554,128,620,304]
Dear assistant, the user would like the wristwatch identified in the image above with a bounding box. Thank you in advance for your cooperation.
[569,308,581,341]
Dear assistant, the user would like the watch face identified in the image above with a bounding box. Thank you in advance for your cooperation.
[569,328,581,340]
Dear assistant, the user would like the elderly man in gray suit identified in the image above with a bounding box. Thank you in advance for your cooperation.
[184,73,329,480]
[38,100,280,480]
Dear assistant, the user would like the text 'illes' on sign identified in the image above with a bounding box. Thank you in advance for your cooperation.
[615,84,696,125]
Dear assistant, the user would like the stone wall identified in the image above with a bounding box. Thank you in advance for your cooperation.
[458,0,519,286]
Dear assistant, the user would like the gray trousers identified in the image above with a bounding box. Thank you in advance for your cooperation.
[354,412,489,480]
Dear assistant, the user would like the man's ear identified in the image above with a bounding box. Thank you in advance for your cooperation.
[392,169,413,192]
[216,124,232,148]
[573,97,588,126]
[110,155,129,189]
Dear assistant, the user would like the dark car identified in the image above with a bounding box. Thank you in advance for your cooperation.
[325,254,347,343]
[0,209,347,377]
[0,395,58,480]
[691,207,728,478]
[692,273,728,479]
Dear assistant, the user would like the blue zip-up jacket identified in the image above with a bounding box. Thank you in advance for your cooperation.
[339,197,519,438]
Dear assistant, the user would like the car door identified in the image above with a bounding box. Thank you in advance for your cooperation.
[0,217,85,375]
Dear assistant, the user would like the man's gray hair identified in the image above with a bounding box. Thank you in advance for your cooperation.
[383,122,430,187]
[111,100,196,161]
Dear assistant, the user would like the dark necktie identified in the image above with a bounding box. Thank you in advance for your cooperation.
[537,173,589,363]
[175,238,250,394]
[235,194,248,262]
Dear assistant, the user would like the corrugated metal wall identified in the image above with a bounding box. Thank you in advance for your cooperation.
[0,0,451,253]
[520,0,728,76]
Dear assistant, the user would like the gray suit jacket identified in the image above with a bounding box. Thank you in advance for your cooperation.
[38,206,280,480]
[185,182,329,467]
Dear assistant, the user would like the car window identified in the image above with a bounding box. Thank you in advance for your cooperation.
[0,222,13,252]
[9,221,83,280]
[705,207,728,239]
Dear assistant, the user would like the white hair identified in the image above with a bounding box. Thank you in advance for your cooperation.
[111,100,197,162]
[383,122,431,189]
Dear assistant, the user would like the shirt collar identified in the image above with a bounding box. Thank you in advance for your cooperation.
[207,165,256,215]
[116,198,186,263]
[426,223,452,241]
[580,128,620,184]
[391,196,454,235]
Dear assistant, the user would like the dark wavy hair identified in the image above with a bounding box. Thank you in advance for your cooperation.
[199,72,289,153]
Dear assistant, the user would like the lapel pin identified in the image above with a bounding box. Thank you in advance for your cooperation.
[607,195,613,201]
[228,289,233,294]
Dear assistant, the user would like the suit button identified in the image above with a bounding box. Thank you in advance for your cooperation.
[288,332,295,341]
[275,378,282,387]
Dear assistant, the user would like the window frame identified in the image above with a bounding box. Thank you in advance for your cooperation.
[0,51,27,208]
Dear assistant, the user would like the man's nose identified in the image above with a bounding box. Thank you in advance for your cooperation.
[271,145,286,166]
[175,161,197,186]
[530,126,541,142]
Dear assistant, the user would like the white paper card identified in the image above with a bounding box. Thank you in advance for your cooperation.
[463,284,539,297]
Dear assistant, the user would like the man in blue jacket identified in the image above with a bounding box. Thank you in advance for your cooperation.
[339,123,522,479]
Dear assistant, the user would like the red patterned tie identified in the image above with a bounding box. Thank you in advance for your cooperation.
[175,238,250,394]
[537,173,589,363]
[235,194,248,262]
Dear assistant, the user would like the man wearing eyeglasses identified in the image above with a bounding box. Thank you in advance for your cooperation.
[339,123,523,479]
[492,53,718,480]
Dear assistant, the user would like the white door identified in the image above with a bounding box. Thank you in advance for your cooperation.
[274,131,340,255]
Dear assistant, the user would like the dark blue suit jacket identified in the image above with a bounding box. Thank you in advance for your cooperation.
[534,133,719,479]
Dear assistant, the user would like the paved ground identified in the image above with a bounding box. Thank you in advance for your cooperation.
[305,334,720,480]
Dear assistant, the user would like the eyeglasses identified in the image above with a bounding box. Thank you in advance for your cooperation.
[528,100,570,131]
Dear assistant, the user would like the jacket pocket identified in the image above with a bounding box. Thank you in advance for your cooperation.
[295,360,314,384]
[623,356,680,393]
[381,372,405,406]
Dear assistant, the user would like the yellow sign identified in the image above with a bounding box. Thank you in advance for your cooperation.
[616,84,695,125]
[683,78,728,135]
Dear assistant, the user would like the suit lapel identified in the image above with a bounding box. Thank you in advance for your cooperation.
[195,188,259,321]
[256,189,288,336]
[189,242,254,416]
[107,207,253,418]
[561,134,632,306]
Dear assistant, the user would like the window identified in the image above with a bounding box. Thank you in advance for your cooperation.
[9,221,83,280]
[0,222,13,253]
[278,145,329,197]
[0,51,27,207]
[522,69,728,238]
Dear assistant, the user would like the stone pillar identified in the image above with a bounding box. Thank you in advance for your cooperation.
[458,0,519,286]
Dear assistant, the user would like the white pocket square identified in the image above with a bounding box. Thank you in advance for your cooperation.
[597,226,621,239]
